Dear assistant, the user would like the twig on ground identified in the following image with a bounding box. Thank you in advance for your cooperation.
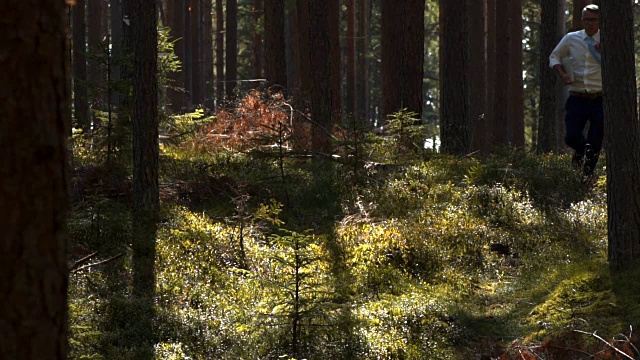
[574,329,634,360]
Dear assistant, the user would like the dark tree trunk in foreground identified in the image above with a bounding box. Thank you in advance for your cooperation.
[253,0,263,82]
[131,0,159,355]
[492,0,509,147]
[572,0,590,31]
[346,0,356,117]
[439,0,470,154]
[0,1,69,357]
[601,1,640,270]
[203,0,214,108]
[264,0,287,91]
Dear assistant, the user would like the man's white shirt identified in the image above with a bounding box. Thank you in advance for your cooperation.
[549,29,602,93]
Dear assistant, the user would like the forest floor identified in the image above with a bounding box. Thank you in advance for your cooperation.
[66,108,640,359]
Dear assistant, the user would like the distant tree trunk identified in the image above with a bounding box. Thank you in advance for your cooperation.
[190,0,203,105]
[485,0,496,147]
[537,0,562,153]
[381,0,424,123]
[468,0,486,153]
[169,0,186,111]
[554,0,567,150]
[184,0,193,106]
[88,0,104,114]
[203,0,214,108]
[309,0,333,153]
[226,0,238,97]
[264,0,287,91]
[508,0,524,147]
[492,0,509,147]
[356,0,369,122]
[572,0,590,31]
[0,1,69,357]
[110,0,123,107]
[215,0,224,105]
[166,0,174,27]
[346,0,356,117]
[439,0,470,154]
[253,0,263,82]
[328,0,341,122]
[73,0,89,131]
[296,0,312,114]
[601,0,640,270]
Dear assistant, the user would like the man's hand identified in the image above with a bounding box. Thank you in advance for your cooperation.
[561,72,573,85]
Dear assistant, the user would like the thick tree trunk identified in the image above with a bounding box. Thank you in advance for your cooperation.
[601,0,640,270]
[537,0,562,153]
[468,0,486,152]
[485,0,496,148]
[439,0,470,154]
[184,0,193,106]
[492,0,510,147]
[381,0,424,123]
[110,0,123,107]
[264,0,287,91]
[0,1,69,357]
[226,0,238,97]
[309,0,333,153]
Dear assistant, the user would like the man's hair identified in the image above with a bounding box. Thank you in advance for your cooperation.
[582,4,599,18]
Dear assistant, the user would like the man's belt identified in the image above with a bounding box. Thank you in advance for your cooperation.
[570,91,603,99]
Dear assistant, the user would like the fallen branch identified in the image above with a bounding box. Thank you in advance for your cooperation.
[574,329,635,360]
[69,252,99,272]
[71,252,125,273]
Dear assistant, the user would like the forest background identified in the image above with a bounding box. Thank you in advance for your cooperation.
[4,0,640,359]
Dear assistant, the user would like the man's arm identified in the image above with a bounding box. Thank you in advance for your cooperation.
[553,64,572,84]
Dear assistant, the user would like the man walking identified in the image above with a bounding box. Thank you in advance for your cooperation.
[549,4,602,184]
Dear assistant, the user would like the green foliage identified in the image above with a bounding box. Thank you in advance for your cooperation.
[69,126,640,360]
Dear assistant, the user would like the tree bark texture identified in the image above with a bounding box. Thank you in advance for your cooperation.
[88,0,104,111]
[537,0,562,153]
[601,0,640,270]
[226,0,238,97]
[485,0,496,148]
[381,0,424,123]
[468,0,486,152]
[0,1,70,357]
[131,0,159,298]
[492,0,509,147]
[328,0,341,123]
[308,0,334,153]
[439,0,470,154]
[264,0,287,92]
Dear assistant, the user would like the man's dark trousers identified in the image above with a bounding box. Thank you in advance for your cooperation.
[564,94,604,176]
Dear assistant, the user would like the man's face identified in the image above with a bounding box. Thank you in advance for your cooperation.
[582,11,599,36]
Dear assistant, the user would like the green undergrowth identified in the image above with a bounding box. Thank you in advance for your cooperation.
[67,143,640,359]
